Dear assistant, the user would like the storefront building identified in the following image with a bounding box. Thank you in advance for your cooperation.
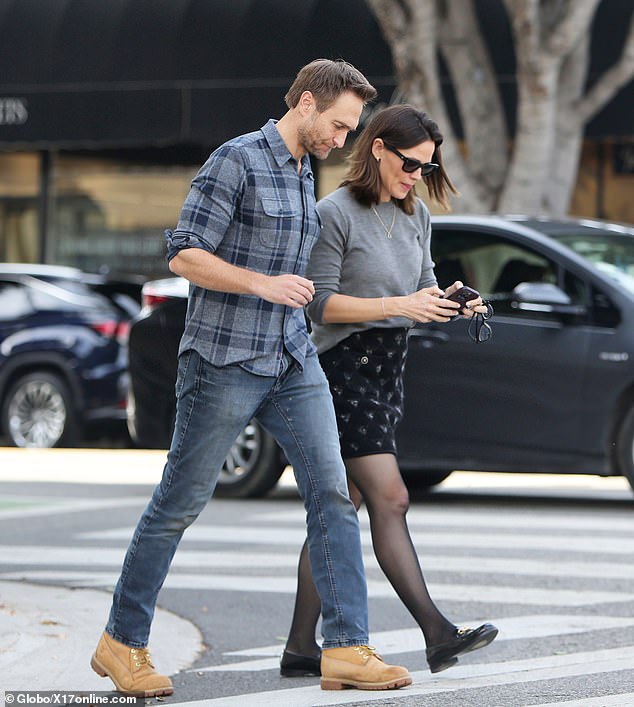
[0,0,632,278]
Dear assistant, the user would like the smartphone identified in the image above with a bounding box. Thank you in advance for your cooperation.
[443,285,480,315]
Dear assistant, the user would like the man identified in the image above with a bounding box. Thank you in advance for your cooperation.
[91,59,412,695]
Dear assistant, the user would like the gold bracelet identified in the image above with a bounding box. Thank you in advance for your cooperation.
[381,297,386,318]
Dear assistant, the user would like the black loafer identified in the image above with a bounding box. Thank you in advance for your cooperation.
[280,649,321,677]
[426,623,498,674]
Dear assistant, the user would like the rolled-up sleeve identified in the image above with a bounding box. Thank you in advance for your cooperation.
[165,144,246,262]
[305,198,348,324]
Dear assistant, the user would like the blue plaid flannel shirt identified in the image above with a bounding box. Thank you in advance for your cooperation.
[165,120,320,376]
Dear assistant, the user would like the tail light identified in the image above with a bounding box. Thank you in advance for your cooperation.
[116,321,131,345]
[90,321,119,338]
[142,292,171,309]
[90,320,130,344]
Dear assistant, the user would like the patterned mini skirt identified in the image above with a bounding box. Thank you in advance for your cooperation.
[318,327,409,459]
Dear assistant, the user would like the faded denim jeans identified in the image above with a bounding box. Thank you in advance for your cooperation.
[106,349,369,649]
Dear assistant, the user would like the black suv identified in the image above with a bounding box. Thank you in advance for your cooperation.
[126,216,634,497]
[0,264,141,447]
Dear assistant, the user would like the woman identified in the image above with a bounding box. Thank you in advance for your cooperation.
[281,105,498,676]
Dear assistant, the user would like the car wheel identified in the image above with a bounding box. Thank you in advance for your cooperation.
[1,371,79,448]
[401,469,452,490]
[617,405,634,491]
[215,420,286,498]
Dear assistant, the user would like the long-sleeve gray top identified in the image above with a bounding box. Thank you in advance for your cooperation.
[305,186,437,354]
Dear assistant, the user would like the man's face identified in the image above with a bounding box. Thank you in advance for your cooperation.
[298,91,365,160]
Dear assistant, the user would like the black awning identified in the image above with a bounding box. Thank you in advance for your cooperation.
[0,87,184,149]
[0,0,394,150]
[0,0,631,151]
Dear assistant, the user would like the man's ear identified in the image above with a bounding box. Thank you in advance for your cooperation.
[298,90,316,116]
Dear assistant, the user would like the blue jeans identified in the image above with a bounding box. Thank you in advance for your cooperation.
[106,349,369,649]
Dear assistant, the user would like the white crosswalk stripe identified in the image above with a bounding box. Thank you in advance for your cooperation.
[1,545,633,580]
[0,570,634,607]
[81,524,634,554]
[196,615,634,672]
[2,568,631,606]
[163,646,634,707]
[255,506,634,533]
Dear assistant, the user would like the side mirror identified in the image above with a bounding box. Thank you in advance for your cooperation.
[511,282,586,315]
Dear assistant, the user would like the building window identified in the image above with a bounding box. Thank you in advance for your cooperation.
[0,153,40,262]
[49,154,198,278]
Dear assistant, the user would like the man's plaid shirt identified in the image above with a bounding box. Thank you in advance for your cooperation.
[165,120,320,376]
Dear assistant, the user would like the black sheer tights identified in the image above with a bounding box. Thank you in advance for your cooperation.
[284,453,456,656]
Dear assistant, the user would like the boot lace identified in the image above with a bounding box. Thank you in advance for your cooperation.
[353,645,382,662]
[130,647,155,670]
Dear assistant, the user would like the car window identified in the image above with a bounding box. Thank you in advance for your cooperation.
[521,223,634,296]
[432,228,584,319]
[0,281,33,320]
[85,282,142,317]
[25,277,114,312]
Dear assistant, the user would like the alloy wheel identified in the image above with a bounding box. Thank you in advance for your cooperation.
[219,422,261,485]
[8,379,67,447]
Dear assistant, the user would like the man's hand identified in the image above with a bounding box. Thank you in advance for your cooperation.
[253,274,315,308]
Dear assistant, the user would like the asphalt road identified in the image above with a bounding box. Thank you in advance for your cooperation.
[1,449,633,706]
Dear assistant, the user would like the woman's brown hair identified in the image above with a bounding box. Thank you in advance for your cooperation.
[342,104,457,214]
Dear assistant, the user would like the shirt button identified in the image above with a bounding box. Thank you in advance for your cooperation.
[360,356,369,365]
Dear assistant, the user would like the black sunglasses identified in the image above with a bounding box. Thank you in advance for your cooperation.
[467,301,494,343]
[384,143,439,176]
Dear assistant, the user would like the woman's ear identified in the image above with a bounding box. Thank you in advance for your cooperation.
[371,137,384,163]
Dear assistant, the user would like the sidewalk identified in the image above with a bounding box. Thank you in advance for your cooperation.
[0,448,202,693]
[0,580,203,693]
[0,447,168,486]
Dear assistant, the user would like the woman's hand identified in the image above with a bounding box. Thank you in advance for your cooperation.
[393,285,461,323]
[443,281,488,318]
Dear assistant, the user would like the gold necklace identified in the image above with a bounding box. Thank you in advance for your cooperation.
[371,202,396,239]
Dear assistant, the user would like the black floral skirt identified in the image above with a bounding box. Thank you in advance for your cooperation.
[319,327,409,459]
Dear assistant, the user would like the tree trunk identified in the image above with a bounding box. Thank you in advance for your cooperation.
[498,64,560,213]
[366,0,504,211]
[496,0,600,213]
[366,0,634,216]
[437,0,508,205]
[544,36,590,215]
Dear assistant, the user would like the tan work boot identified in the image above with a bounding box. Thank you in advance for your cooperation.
[90,631,174,697]
[320,645,412,690]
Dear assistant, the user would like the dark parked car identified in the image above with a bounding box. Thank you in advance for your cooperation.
[126,216,634,496]
[125,276,287,498]
[0,264,142,447]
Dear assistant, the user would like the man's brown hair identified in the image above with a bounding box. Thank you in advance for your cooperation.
[285,59,377,112]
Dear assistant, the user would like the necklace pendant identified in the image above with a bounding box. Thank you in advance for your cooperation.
[371,203,397,240]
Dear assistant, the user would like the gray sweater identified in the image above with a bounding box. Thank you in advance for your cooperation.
[306,186,437,354]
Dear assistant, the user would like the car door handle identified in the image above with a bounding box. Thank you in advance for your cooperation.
[409,329,450,347]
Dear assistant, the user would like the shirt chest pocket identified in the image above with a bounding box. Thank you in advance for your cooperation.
[259,196,301,246]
